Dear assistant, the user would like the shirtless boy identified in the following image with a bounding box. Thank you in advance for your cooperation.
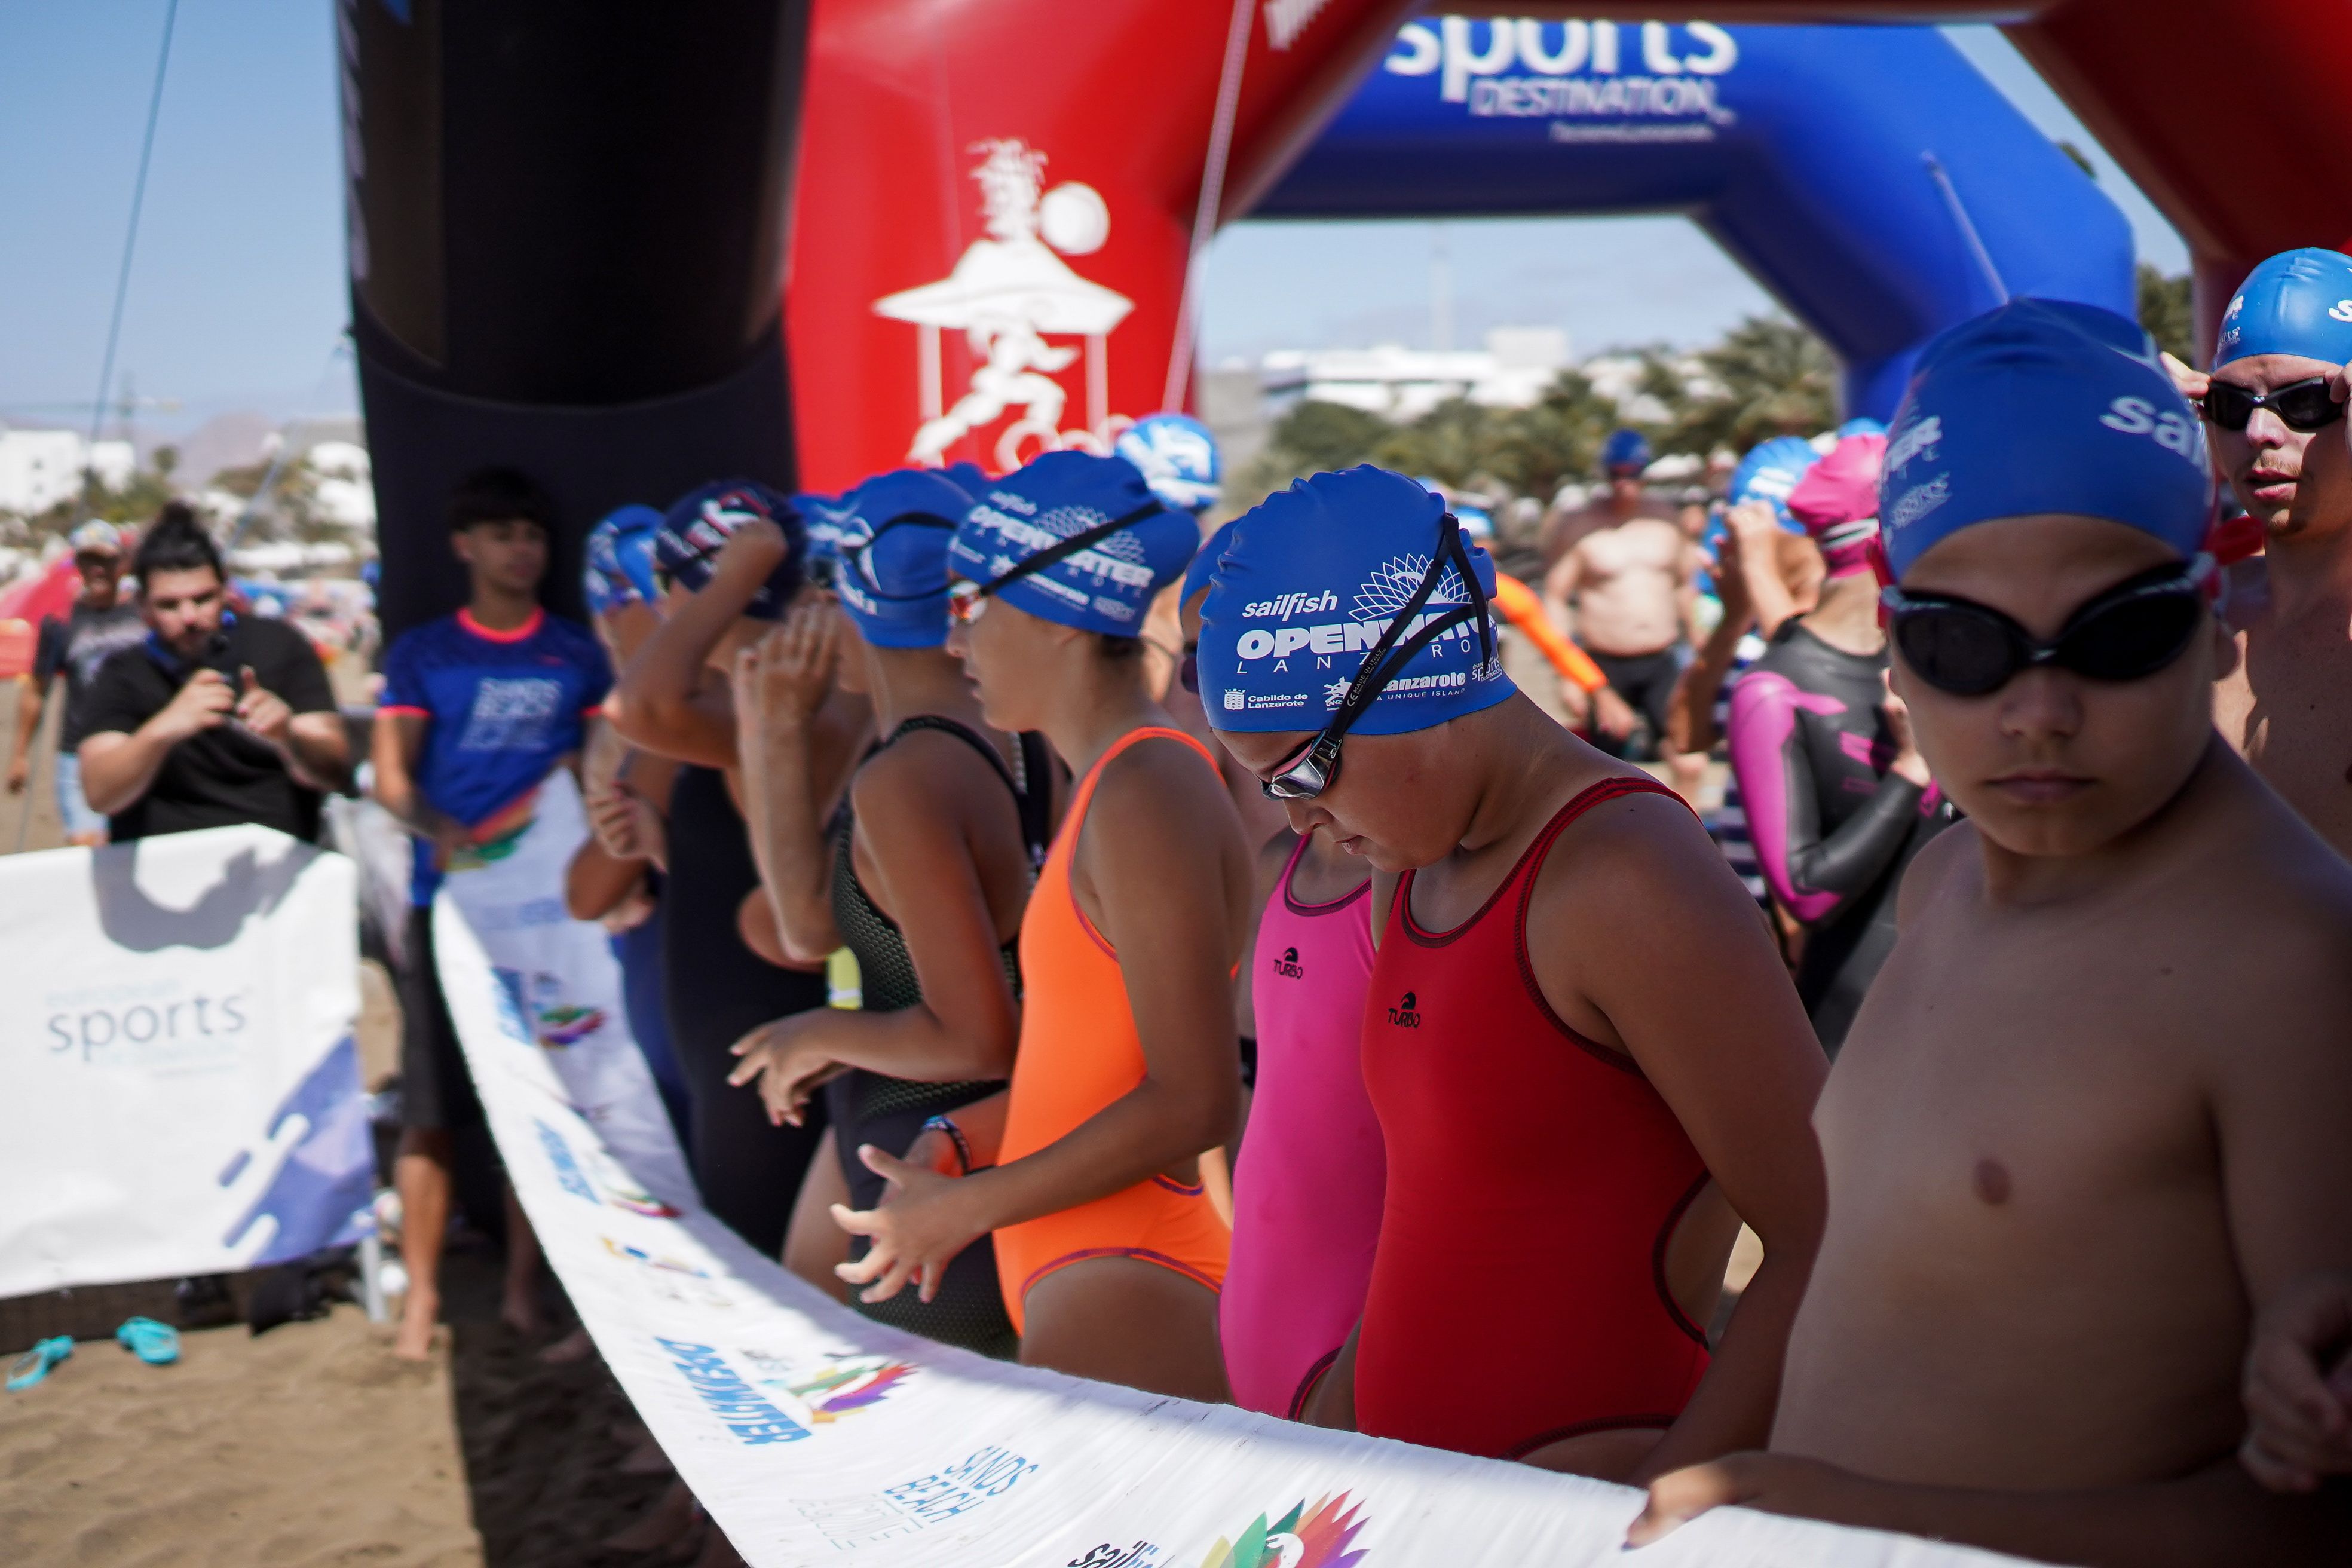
[1205,466,1826,1481]
[1634,300,2352,1564]
[2166,248,2352,855]
[1541,430,1699,773]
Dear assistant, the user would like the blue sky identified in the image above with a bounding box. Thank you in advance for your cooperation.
[0,7,2186,436]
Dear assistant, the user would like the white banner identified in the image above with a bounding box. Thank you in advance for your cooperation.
[0,825,372,1298]
[433,768,676,1166]
[434,898,2040,1568]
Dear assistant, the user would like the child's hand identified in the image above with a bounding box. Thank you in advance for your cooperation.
[2241,1270,2352,1493]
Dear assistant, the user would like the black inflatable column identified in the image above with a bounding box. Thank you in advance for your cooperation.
[338,0,809,638]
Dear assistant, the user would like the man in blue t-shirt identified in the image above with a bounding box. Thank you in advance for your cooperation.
[371,467,611,1361]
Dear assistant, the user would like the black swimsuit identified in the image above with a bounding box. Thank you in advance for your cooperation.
[823,718,1051,1358]
[662,763,829,1257]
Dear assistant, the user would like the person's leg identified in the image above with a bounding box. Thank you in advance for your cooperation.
[53,751,106,848]
[782,1128,852,1300]
[394,1126,453,1359]
[1018,1256,1229,1401]
[501,1183,546,1338]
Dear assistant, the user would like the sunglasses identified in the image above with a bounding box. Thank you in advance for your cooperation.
[2199,376,2344,433]
[1261,514,1493,801]
[1882,556,2213,697]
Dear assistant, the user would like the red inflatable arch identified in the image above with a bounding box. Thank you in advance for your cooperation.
[785,1,2352,491]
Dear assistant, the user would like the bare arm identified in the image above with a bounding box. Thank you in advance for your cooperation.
[368,710,466,864]
[1726,501,1801,640]
[7,673,44,791]
[1532,791,1828,1481]
[830,738,1249,1303]
[731,606,846,963]
[730,736,1027,1114]
[613,524,789,767]
[565,834,648,923]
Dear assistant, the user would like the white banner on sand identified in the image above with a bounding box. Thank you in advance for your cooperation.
[437,897,2046,1568]
[0,825,372,1299]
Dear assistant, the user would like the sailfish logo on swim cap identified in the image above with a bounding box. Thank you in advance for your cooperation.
[1878,298,2213,578]
[2213,247,2352,368]
[1200,466,1514,736]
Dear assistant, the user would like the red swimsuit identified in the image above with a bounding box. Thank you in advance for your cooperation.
[1353,777,1713,1459]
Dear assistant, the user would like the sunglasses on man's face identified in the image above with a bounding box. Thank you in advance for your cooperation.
[2200,376,2344,434]
[1882,556,2213,698]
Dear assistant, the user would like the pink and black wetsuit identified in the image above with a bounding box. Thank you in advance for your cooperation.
[1219,837,1380,1417]
[1725,621,1953,1054]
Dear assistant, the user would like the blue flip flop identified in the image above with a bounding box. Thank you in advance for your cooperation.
[115,1318,180,1367]
[6,1336,73,1392]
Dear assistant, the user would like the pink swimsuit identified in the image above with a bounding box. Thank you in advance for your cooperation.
[1218,837,1382,1416]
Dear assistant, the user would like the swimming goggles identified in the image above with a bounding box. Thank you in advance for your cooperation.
[1260,513,1493,801]
[2199,376,2344,433]
[1881,555,2213,698]
[945,500,1169,626]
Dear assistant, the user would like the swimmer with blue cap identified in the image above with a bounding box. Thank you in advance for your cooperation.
[2158,248,2352,855]
[612,477,831,768]
[725,461,1051,1361]
[827,445,1252,1401]
[1200,466,1826,1471]
[583,502,665,665]
[1116,412,1223,514]
[1635,297,2352,1568]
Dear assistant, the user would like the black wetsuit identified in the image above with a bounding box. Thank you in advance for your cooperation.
[1725,620,1955,1054]
[662,763,829,1257]
[823,718,1051,1358]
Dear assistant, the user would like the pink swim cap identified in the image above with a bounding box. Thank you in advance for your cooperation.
[1787,433,1885,577]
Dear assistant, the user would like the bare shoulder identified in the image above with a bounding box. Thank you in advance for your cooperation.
[1083,733,1244,869]
[1894,817,1979,927]
[851,725,1002,834]
[1533,782,1752,926]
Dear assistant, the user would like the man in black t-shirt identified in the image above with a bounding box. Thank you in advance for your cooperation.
[77,504,349,842]
[7,521,148,844]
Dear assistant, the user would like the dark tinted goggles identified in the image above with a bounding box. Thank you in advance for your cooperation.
[1261,514,1493,801]
[1882,556,2213,698]
[2200,376,2343,434]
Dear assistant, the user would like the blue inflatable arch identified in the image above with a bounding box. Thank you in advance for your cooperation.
[1255,18,2136,419]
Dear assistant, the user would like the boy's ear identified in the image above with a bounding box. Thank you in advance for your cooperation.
[451,528,476,565]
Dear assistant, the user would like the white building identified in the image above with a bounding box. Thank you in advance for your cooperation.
[1261,326,1572,421]
[0,427,134,516]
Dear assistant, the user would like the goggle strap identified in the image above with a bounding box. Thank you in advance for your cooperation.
[1318,514,1462,734]
[980,501,1168,597]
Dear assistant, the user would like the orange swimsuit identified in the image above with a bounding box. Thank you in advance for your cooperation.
[992,727,1233,1333]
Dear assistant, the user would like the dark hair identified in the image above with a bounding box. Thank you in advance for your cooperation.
[133,501,224,584]
[448,466,555,534]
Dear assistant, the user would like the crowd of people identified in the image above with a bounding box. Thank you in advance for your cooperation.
[16,250,2352,1566]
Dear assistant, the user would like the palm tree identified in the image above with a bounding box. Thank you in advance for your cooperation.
[1651,315,1838,455]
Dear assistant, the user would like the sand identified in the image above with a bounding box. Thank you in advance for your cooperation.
[0,1302,480,1567]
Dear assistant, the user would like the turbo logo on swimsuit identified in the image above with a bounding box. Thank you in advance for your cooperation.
[1271,945,1305,979]
[1386,991,1422,1028]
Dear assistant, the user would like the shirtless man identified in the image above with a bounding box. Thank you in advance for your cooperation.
[1542,430,1701,774]
[1633,300,2352,1564]
[2163,248,2352,856]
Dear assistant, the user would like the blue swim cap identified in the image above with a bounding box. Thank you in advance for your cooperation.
[1879,299,2213,578]
[584,503,663,615]
[792,491,860,586]
[1601,428,1653,474]
[832,468,974,650]
[947,451,1193,637]
[1115,413,1223,513]
[1836,416,1887,440]
[1728,436,1818,530]
[653,479,805,618]
[1200,466,1512,737]
[1181,519,1237,610]
[2213,248,2352,369]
